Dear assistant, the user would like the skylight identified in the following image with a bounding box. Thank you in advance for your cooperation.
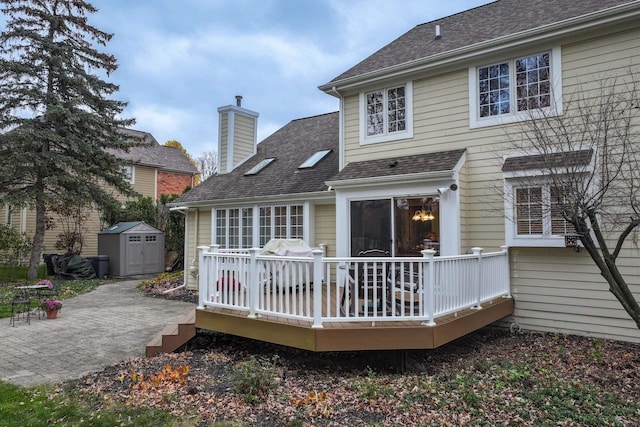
[299,149,331,169]
[244,158,275,176]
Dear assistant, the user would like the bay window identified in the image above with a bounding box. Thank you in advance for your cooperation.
[506,182,575,246]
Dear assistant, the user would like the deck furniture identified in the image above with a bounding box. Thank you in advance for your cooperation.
[9,287,33,326]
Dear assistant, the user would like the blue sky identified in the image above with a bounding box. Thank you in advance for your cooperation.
[52,1,492,158]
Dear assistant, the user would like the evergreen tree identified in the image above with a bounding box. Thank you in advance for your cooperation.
[0,0,139,279]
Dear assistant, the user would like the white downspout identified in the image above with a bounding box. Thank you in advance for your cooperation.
[329,86,345,170]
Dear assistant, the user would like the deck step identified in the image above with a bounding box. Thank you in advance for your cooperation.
[146,309,196,357]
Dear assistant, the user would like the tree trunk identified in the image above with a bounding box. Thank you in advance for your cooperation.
[27,186,46,280]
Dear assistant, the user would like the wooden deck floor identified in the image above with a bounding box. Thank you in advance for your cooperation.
[195,289,514,351]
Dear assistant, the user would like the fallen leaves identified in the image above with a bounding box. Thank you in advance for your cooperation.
[75,327,640,426]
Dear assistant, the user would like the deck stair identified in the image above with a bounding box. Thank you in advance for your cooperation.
[146,309,196,357]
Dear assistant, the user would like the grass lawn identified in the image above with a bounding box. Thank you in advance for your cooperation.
[0,278,100,318]
[0,381,180,427]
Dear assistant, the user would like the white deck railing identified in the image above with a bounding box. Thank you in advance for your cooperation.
[198,245,511,328]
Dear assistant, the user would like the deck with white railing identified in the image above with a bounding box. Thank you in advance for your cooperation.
[195,245,514,351]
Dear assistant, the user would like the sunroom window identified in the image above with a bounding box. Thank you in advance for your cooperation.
[215,208,251,249]
[261,205,303,245]
[215,205,304,249]
[359,82,413,144]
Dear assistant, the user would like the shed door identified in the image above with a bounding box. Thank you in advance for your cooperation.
[127,235,144,275]
[143,234,162,273]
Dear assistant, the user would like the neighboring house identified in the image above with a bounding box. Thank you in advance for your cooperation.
[175,0,640,345]
[0,128,198,257]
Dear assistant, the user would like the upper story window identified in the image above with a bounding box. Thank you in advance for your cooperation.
[469,47,562,128]
[122,165,134,184]
[359,82,413,144]
[5,204,13,225]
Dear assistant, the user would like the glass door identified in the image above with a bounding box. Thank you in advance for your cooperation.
[350,199,391,256]
[350,197,439,257]
[394,197,439,256]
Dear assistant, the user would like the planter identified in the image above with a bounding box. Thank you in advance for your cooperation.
[46,310,59,319]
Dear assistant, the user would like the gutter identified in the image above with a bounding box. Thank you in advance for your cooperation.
[326,170,454,190]
[169,190,336,209]
[319,3,640,93]
[169,206,188,214]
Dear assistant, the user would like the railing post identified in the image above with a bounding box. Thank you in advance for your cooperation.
[311,249,324,328]
[421,249,436,326]
[318,244,327,283]
[247,248,260,319]
[472,247,483,309]
[501,245,512,298]
[197,246,210,309]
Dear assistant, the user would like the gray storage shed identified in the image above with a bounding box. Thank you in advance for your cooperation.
[98,222,165,277]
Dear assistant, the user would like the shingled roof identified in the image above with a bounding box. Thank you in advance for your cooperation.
[502,149,593,172]
[176,112,338,204]
[323,0,637,87]
[115,128,198,175]
[329,149,466,183]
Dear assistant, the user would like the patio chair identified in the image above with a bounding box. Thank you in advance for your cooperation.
[340,249,391,315]
[9,287,32,326]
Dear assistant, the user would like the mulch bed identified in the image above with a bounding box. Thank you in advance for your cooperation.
[73,276,640,426]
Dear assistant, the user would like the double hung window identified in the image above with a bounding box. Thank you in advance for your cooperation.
[215,208,250,249]
[261,205,304,243]
[506,182,575,246]
[360,82,413,144]
[470,47,561,128]
[122,165,134,183]
[215,204,304,249]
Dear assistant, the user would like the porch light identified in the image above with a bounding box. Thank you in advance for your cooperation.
[412,209,435,221]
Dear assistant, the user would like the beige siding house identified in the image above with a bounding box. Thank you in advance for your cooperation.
[1,128,198,258]
[175,0,640,344]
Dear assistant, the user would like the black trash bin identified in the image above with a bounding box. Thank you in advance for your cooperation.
[43,254,59,276]
[88,255,109,279]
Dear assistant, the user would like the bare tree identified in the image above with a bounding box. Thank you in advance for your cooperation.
[195,150,218,181]
[502,69,640,329]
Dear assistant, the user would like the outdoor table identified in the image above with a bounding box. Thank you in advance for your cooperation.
[15,284,51,318]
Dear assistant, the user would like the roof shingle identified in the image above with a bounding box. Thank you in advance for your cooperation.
[114,128,198,174]
[330,149,466,182]
[176,112,339,203]
[502,149,593,172]
[326,0,636,85]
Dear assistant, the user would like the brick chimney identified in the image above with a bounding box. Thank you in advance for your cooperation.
[217,96,259,173]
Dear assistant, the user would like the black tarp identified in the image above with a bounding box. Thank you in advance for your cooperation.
[52,254,97,280]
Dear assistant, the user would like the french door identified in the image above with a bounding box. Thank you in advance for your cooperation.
[350,197,439,256]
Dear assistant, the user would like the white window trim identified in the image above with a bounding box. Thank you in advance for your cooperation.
[359,81,413,145]
[469,46,563,129]
[123,165,135,184]
[213,204,306,249]
[5,204,12,226]
[504,178,572,247]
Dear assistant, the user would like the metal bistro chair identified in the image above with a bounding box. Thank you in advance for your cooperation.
[341,249,391,315]
[10,287,32,326]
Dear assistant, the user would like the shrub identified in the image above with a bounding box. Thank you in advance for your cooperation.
[231,355,279,404]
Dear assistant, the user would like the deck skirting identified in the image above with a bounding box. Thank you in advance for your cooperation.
[195,297,514,351]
